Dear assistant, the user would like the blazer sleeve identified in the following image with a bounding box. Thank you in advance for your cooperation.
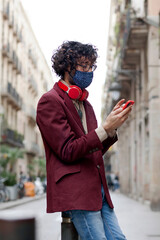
[36,95,104,163]
[101,134,118,156]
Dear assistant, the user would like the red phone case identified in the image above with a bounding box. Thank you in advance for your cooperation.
[122,100,135,110]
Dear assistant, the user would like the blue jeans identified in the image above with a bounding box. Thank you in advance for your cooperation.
[64,185,126,240]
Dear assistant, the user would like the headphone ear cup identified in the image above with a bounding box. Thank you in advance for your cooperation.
[79,89,89,101]
[58,81,88,101]
[68,86,82,100]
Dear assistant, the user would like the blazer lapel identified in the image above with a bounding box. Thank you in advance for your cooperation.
[84,100,98,132]
[54,83,85,133]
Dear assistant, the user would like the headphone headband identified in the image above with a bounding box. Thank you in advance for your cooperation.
[58,81,69,92]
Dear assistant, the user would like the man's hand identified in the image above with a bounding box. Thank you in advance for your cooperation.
[103,99,133,134]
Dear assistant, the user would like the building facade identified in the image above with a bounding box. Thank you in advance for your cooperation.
[0,0,52,180]
[102,0,160,210]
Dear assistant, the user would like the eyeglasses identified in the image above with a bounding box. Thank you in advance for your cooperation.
[76,64,97,72]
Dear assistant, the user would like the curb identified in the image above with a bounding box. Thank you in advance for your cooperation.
[0,194,46,210]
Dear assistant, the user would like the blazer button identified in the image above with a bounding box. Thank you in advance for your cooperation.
[97,165,100,169]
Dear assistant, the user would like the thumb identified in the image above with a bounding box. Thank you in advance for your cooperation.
[113,99,125,111]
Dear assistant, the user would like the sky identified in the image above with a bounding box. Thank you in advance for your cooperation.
[21,0,111,124]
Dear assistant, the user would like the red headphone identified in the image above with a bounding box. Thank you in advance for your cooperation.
[58,81,89,101]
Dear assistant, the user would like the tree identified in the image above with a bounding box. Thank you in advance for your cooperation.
[0,145,24,185]
[0,145,24,172]
[37,157,46,180]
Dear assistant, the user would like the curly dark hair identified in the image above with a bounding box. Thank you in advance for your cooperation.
[51,41,98,78]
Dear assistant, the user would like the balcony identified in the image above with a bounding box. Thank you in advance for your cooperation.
[128,20,148,49]
[28,76,38,96]
[1,128,24,148]
[28,49,37,68]
[3,2,9,20]
[120,8,148,68]
[2,44,22,74]
[12,51,22,74]
[25,141,40,156]
[26,105,36,124]
[2,43,11,59]
[124,49,140,65]
[17,30,23,43]
[8,14,14,29]
[1,82,23,110]
[13,23,23,43]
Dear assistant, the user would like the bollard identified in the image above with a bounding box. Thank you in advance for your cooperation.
[61,212,79,240]
[0,211,35,240]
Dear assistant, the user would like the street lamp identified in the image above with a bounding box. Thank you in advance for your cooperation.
[108,81,122,101]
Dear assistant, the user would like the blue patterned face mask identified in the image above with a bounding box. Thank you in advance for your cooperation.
[73,70,93,89]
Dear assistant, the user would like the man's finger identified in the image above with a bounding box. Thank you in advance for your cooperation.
[120,105,132,117]
[113,99,125,110]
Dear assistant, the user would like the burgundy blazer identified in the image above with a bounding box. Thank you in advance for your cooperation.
[36,83,118,213]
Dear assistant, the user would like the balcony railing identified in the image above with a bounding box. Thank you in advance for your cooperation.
[3,2,9,20]
[1,82,23,110]
[7,82,23,108]
[1,128,24,148]
[13,22,23,43]
[12,51,22,74]
[28,76,38,95]
[9,14,14,28]
[28,49,37,68]
[2,43,11,58]
[17,30,23,43]
[2,43,22,74]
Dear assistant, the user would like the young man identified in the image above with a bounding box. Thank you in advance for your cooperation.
[36,41,132,240]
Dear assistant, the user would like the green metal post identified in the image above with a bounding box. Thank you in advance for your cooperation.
[61,212,79,240]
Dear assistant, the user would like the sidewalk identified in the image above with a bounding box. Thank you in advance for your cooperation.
[0,194,46,211]
[1,191,160,240]
[111,191,160,240]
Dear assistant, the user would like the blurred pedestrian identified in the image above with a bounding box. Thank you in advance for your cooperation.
[106,172,114,191]
[17,171,25,198]
[114,172,120,191]
[34,177,44,195]
[36,41,132,240]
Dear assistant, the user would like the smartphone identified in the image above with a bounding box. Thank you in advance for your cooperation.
[122,100,135,110]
